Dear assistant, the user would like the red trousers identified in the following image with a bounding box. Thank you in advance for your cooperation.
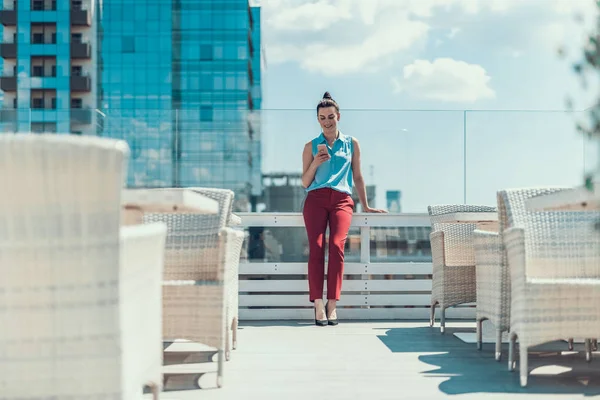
[302,188,354,302]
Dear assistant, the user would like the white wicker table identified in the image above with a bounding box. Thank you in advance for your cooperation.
[433,212,498,231]
[435,212,500,343]
[526,186,600,211]
[122,188,219,225]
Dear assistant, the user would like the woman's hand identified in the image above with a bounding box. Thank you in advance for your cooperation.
[311,151,330,167]
[364,207,387,213]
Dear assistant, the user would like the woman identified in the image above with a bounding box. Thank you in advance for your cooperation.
[301,92,386,326]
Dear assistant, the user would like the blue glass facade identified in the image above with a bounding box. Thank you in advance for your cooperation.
[99,0,262,207]
[98,0,174,186]
[249,5,262,199]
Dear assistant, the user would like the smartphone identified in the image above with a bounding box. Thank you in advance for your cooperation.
[317,144,328,155]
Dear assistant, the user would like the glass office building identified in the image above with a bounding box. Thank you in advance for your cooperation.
[98,0,175,187]
[1,0,262,210]
[99,0,262,210]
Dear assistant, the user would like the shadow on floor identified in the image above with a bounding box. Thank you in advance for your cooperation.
[237,320,311,328]
[377,326,600,396]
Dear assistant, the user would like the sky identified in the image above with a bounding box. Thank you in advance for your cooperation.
[254,0,600,212]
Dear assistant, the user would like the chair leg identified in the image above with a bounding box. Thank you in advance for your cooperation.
[232,317,238,350]
[225,329,231,361]
[508,333,516,372]
[429,303,436,327]
[148,382,160,400]
[568,338,574,351]
[440,308,446,334]
[217,349,224,388]
[495,329,502,361]
[593,339,598,352]
[476,319,483,350]
[585,339,593,362]
[519,344,528,387]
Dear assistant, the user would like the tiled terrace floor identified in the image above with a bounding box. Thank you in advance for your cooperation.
[149,321,600,400]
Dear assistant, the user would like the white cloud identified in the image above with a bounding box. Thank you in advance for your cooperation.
[392,58,496,103]
[532,3,598,60]
[447,27,461,38]
[552,0,598,16]
[261,0,530,76]
[267,1,352,31]
[305,19,427,75]
[261,0,597,81]
[263,0,521,31]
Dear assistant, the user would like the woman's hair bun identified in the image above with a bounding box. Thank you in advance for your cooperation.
[322,91,332,100]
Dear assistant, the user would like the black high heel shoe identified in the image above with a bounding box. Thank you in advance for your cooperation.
[314,306,327,327]
[325,302,338,326]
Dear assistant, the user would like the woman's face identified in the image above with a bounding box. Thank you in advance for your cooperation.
[317,106,340,135]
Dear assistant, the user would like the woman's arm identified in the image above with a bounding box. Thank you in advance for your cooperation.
[301,142,329,188]
[351,138,387,213]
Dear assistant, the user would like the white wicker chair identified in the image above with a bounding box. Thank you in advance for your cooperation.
[501,189,600,387]
[473,228,506,360]
[189,187,245,352]
[0,134,167,399]
[473,188,566,361]
[427,205,497,333]
[120,223,167,399]
[143,187,246,369]
[159,225,245,390]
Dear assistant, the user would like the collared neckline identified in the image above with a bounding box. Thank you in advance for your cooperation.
[319,131,345,146]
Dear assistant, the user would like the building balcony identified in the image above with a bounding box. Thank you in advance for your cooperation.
[0,75,16,91]
[0,9,16,26]
[29,76,58,89]
[70,8,90,26]
[71,107,92,124]
[29,108,57,122]
[30,44,61,57]
[70,42,91,59]
[70,75,91,92]
[0,43,16,58]
[0,109,17,123]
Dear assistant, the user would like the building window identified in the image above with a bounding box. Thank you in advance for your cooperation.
[71,66,82,76]
[71,98,83,108]
[71,33,82,43]
[31,123,44,133]
[32,98,44,109]
[200,44,212,61]
[51,33,56,44]
[238,45,247,60]
[122,36,135,53]
[71,0,82,10]
[32,66,43,77]
[200,105,213,122]
[51,65,56,77]
[32,33,44,44]
[32,0,43,11]
[51,98,56,109]
[200,74,212,91]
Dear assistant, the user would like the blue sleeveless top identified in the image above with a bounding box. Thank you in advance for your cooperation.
[306,131,354,195]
